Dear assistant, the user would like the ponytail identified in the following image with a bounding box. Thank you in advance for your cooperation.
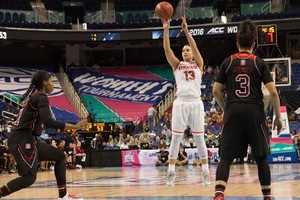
[19,83,36,103]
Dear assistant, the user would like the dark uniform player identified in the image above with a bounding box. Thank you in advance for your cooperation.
[0,70,87,200]
[212,20,282,200]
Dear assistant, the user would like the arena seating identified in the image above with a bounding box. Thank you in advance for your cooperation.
[231,10,300,22]
[0,0,32,11]
[1,0,299,29]
[0,66,79,124]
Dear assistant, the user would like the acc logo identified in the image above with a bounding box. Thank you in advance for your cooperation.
[206,27,224,35]
[0,31,7,39]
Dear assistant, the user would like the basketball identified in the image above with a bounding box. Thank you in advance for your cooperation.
[155,1,173,20]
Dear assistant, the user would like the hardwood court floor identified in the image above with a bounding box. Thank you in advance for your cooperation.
[1,163,300,200]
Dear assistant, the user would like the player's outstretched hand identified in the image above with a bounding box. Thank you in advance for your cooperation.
[162,18,170,29]
[76,119,88,130]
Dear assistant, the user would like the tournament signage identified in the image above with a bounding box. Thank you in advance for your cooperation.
[152,25,238,39]
[267,138,298,163]
[267,106,298,163]
[0,18,299,43]
[71,68,174,104]
[0,67,62,96]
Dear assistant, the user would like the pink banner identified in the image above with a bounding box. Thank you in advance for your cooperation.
[121,150,140,166]
[271,137,294,144]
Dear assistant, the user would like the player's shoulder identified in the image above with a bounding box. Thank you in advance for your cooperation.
[253,56,268,67]
[31,91,48,103]
[253,56,264,62]
[32,91,47,98]
[221,56,232,65]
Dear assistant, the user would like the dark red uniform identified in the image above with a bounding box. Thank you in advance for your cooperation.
[216,52,273,157]
[7,91,66,193]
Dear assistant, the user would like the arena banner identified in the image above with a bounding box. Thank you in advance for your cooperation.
[121,150,140,166]
[70,68,174,104]
[121,148,219,166]
[267,106,298,163]
[137,149,159,165]
[267,137,298,163]
[186,148,220,165]
[0,67,79,123]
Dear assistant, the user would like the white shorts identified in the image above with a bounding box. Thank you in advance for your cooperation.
[171,97,205,135]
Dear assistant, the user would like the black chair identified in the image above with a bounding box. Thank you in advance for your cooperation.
[126,13,134,23]
[141,12,149,22]
[19,12,26,22]
[115,13,123,23]
[134,13,141,22]
[0,12,4,21]
[4,12,11,22]
[12,12,19,22]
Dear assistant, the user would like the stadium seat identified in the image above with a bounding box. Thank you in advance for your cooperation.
[4,12,11,22]
[141,13,149,22]
[0,12,4,21]
[115,13,123,23]
[12,12,19,22]
[126,13,134,23]
[19,12,26,22]
[135,13,142,22]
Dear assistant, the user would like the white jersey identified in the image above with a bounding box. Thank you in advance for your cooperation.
[174,61,202,99]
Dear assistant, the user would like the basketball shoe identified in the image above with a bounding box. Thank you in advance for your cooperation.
[202,171,211,186]
[214,194,224,200]
[58,193,84,200]
[166,171,176,187]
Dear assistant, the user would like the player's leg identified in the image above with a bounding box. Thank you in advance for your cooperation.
[166,99,186,186]
[255,156,271,200]
[214,156,234,199]
[248,105,271,200]
[214,104,247,199]
[38,141,68,199]
[0,138,38,197]
[189,100,210,185]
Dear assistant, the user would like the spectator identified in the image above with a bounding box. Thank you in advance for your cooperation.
[153,136,160,149]
[176,146,188,166]
[155,146,169,166]
[112,124,121,138]
[140,137,150,149]
[161,124,171,138]
[210,105,217,114]
[120,139,129,149]
[147,105,157,132]
[65,143,75,169]
[87,102,93,122]
[74,141,86,168]
[91,133,101,149]
[294,136,300,158]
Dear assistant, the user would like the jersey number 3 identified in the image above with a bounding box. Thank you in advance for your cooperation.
[184,71,195,80]
[235,74,250,97]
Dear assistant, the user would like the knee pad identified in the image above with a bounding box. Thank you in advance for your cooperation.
[193,134,208,159]
[168,134,183,160]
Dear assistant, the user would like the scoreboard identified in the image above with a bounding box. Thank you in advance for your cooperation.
[86,122,115,132]
[257,24,277,46]
[59,122,115,133]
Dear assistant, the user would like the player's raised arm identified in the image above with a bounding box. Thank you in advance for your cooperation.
[181,16,203,70]
[163,19,180,70]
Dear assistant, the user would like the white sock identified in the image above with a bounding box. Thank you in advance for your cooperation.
[202,163,209,172]
[168,164,175,172]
